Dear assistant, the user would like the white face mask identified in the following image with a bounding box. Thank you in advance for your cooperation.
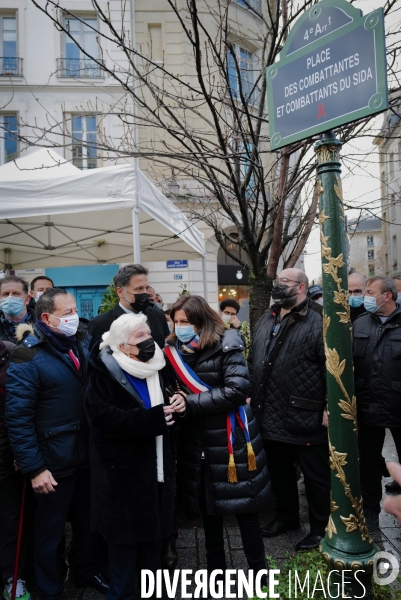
[35,291,44,301]
[315,297,324,306]
[48,312,79,336]
[221,313,232,324]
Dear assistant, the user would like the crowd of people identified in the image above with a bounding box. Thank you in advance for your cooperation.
[0,264,400,600]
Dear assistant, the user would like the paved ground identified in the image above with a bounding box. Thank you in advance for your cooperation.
[25,431,401,599]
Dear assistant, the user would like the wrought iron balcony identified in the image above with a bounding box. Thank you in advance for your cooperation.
[0,57,23,77]
[57,58,105,79]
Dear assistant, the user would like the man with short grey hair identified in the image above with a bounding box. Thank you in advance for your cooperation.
[353,275,401,533]
[88,264,169,350]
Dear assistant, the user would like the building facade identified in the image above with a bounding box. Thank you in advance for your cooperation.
[0,1,303,315]
[374,93,401,275]
[347,216,385,278]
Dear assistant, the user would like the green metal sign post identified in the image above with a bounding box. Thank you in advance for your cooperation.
[316,131,378,598]
[265,0,389,595]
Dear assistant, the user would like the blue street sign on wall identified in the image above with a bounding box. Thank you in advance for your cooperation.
[167,260,188,269]
[174,274,183,280]
[266,0,388,149]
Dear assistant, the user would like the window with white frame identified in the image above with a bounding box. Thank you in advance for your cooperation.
[0,14,19,75]
[71,115,98,169]
[227,44,257,102]
[368,249,374,260]
[0,114,18,164]
[367,235,374,247]
[61,15,102,78]
[368,264,375,276]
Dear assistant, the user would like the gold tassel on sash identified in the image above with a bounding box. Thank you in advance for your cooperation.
[228,453,238,483]
[247,442,257,471]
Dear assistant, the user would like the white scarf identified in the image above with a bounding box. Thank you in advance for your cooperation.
[112,345,166,482]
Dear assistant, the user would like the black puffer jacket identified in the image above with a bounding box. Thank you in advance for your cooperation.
[248,302,327,445]
[353,304,401,427]
[168,329,270,517]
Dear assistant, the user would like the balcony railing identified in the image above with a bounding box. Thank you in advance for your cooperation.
[0,57,23,77]
[57,58,105,79]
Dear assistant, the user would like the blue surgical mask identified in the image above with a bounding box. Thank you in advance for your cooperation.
[364,294,385,314]
[0,296,26,318]
[349,295,364,309]
[155,302,163,310]
[175,325,196,343]
[397,293,401,305]
[167,322,173,333]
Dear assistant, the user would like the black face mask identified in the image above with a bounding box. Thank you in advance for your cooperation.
[271,283,298,309]
[127,293,150,313]
[134,338,156,362]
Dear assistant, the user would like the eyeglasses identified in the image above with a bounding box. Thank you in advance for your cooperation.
[348,289,363,296]
[273,278,301,287]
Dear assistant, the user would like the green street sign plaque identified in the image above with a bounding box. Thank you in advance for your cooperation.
[266,0,388,150]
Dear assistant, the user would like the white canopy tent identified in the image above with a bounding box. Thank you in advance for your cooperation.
[0,148,207,293]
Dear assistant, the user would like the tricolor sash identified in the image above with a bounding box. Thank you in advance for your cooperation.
[164,345,257,483]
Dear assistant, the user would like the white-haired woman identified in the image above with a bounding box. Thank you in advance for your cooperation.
[85,313,185,600]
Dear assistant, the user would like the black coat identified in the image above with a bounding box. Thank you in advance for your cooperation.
[87,304,169,351]
[169,329,270,517]
[350,304,366,323]
[248,302,327,445]
[85,346,176,545]
[353,304,401,427]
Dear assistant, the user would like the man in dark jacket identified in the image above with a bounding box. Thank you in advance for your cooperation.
[353,276,401,534]
[348,272,366,323]
[5,288,108,600]
[0,276,36,344]
[0,340,34,600]
[248,268,330,551]
[88,264,169,350]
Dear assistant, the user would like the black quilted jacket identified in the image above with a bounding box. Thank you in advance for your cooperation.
[248,302,327,445]
[170,329,270,517]
[353,304,401,427]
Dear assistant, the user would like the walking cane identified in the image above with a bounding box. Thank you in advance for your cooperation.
[11,478,27,600]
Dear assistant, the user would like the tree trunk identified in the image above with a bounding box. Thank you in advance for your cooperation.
[249,268,272,332]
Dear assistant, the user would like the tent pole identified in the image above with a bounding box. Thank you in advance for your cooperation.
[132,204,141,264]
[202,255,208,301]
